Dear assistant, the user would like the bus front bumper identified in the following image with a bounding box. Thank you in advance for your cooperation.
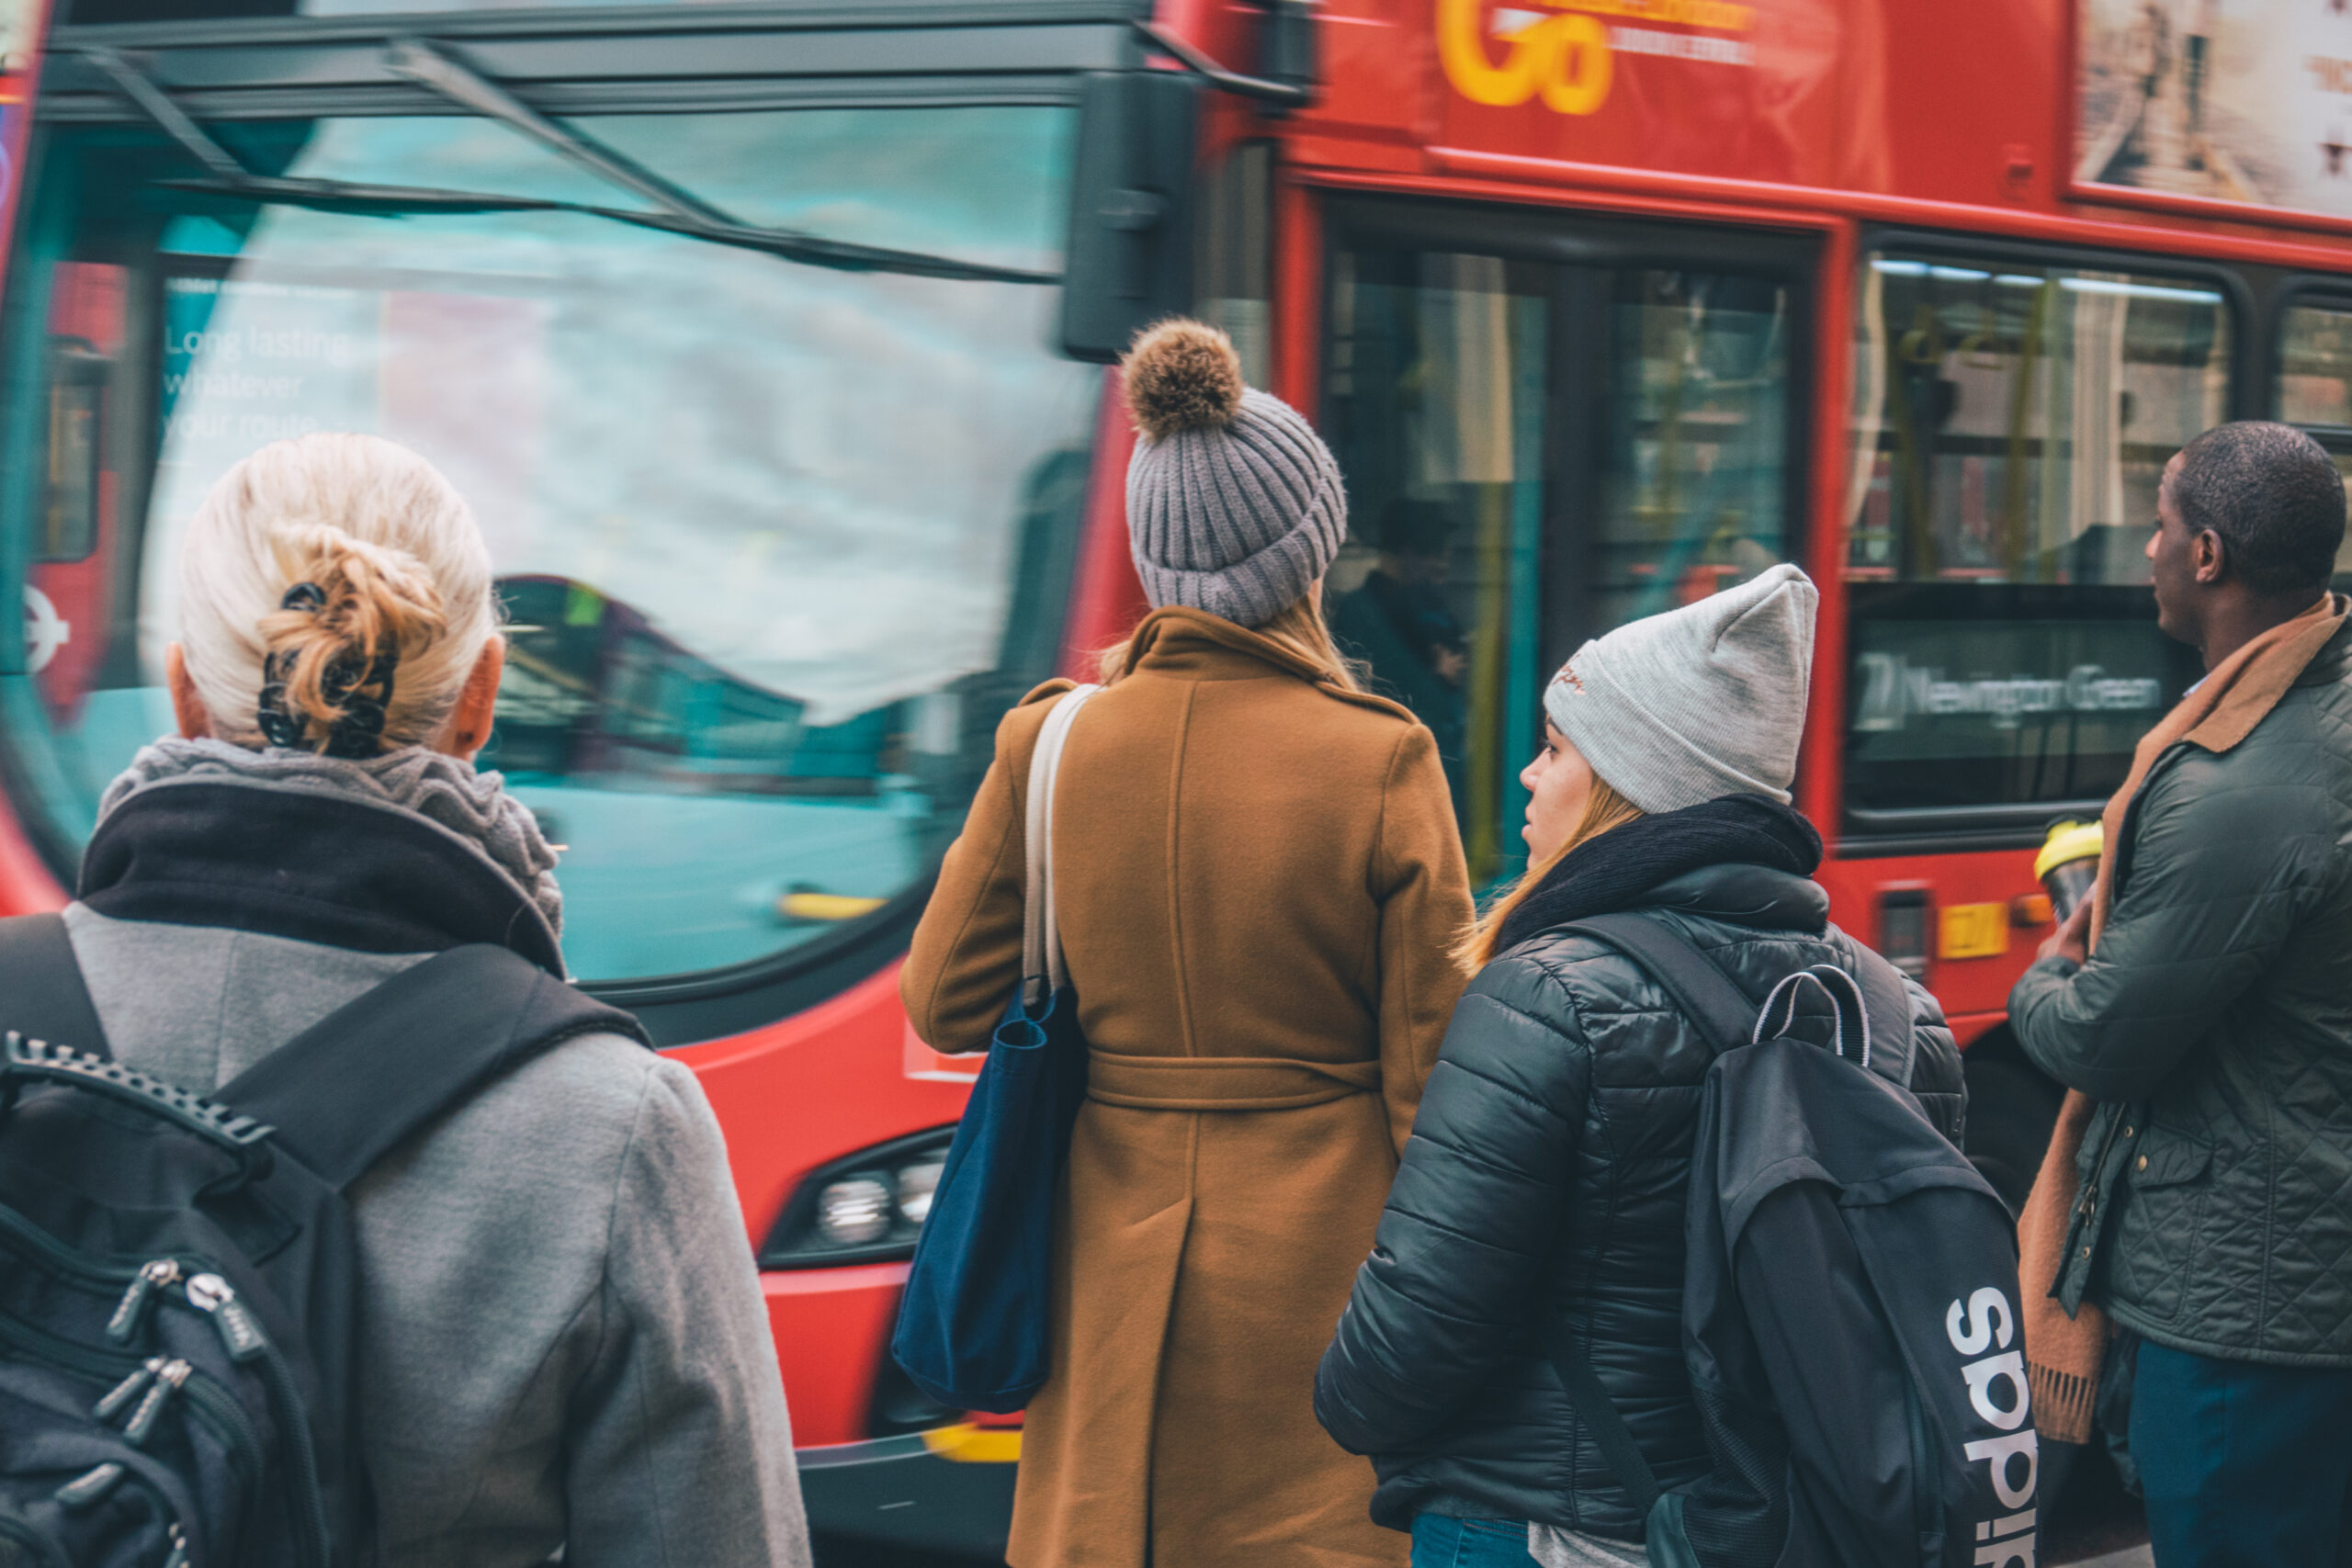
[797,1424,1018,1559]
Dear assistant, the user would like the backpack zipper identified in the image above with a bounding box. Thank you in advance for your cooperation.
[0,1301,266,1497]
[181,1274,330,1568]
[0,1207,199,1348]
[0,1214,329,1567]
[49,1464,197,1568]
[107,1259,184,1345]
[0,1201,161,1287]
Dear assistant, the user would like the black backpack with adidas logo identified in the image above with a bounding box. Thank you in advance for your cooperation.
[0,914,645,1568]
[1544,914,2034,1568]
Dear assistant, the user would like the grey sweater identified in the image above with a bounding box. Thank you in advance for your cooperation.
[60,745,809,1568]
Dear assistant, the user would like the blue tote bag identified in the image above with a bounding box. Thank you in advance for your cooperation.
[891,684,1099,1413]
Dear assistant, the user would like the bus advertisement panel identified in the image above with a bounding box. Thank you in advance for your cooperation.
[2077,0,2352,221]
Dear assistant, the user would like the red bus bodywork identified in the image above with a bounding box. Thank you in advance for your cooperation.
[0,0,2344,1554]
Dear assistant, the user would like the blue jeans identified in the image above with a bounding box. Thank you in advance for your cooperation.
[2130,1339,2352,1567]
[1411,1515,1538,1567]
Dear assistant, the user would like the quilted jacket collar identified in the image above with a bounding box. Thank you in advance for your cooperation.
[1639,863,1830,931]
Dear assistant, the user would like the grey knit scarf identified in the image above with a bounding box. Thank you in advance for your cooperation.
[97,738,563,937]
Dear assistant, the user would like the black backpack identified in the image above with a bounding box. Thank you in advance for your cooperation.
[0,914,647,1568]
[1546,915,2032,1568]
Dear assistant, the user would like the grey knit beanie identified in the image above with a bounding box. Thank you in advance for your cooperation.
[1121,320,1345,628]
[1544,564,1818,813]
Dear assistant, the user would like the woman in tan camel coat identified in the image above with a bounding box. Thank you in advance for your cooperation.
[901,321,1474,1568]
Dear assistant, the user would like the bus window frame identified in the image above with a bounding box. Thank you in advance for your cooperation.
[34,3,1138,110]
[1317,192,1821,714]
[2269,276,2352,445]
[1836,227,2256,855]
[3,15,1134,1044]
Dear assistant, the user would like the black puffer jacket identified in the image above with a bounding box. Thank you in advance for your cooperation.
[1315,811,1963,1537]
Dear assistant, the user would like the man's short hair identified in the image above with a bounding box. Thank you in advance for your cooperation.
[2169,421,2347,594]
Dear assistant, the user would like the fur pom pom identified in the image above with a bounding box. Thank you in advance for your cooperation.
[1123,319,1245,442]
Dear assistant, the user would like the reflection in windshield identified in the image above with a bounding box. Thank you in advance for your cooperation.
[6,106,1098,981]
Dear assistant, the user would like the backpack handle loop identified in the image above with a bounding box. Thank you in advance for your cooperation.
[1,1033,277,1182]
[1753,964,1872,1066]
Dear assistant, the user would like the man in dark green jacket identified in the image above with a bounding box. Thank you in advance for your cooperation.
[2011,421,2352,1568]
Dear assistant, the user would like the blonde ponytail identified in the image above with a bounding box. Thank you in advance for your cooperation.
[179,434,496,757]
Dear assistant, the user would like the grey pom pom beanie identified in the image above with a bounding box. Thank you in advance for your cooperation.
[1544,564,1818,813]
[1122,321,1346,629]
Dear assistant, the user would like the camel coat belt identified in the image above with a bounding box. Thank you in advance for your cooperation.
[902,607,1475,1568]
[1085,1051,1382,1111]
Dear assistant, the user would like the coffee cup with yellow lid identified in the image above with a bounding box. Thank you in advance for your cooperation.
[2035,818,2104,925]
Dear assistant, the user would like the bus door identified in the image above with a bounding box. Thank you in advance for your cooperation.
[1318,198,1815,887]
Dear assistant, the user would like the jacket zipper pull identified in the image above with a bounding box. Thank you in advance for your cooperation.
[122,1358,191,1446]
[107,1258,183,1345]
[53,1461,127,1509]
[183,1272,267,1362]
[94,1357,162,1423]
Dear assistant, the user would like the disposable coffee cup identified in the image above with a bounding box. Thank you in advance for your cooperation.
[2035,819,2104,924]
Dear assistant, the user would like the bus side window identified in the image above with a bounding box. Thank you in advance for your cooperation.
[2276,300,2352,589]
[1842,253,2225,828]
[40,342,106,566]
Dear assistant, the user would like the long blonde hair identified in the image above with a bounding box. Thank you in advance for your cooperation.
[1454,777,1645,970]
[178,434,497,755]
[1096,592,1366,692]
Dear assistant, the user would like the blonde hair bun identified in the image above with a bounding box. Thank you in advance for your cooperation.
[1123,318,1244,443]
[179,434,496,757]
[257,524,447,754]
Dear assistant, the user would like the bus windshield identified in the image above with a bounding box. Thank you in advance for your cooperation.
[1844,252,2222,829]
[2,103,1099,983]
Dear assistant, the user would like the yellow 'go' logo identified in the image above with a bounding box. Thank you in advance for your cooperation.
[1437,0,1613,115]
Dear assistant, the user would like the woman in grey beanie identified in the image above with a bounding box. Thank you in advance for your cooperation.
[904,321,1475,1568]
[1317,568,1964,1568]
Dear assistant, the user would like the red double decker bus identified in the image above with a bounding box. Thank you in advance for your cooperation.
[0,0,2346,1556]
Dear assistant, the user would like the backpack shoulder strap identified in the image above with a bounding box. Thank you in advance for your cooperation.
[1555,911,1758,1055]
[1537,912,1760,1525]
[1544,1320,1664,1518]
[218,944,651,1190]
[0,911,112,1060]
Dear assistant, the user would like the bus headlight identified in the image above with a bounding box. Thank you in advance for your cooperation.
[761,1128,956,1268]
[816,1178,894,1247]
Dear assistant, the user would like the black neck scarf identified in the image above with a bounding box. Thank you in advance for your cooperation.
[1494,794,1823,955]
[80,781,564,974]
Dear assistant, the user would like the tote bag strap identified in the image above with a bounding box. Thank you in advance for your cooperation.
[1020,684,1102,1008]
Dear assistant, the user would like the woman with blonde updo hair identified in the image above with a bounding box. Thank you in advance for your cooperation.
[170,434,502,761]
[58,434,811,1568]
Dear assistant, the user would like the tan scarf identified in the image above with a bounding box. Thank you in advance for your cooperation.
[2020,593,2349,1443]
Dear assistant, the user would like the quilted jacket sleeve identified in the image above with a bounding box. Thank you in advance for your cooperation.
[1315,951,1589,1455]
[2012,745,2338,1102]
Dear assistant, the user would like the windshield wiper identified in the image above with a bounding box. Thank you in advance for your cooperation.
[83,45,1056,286]
[383,39,735,228]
